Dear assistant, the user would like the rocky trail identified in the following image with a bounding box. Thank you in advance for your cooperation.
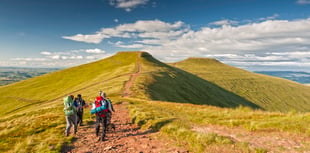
[61,102,188,153]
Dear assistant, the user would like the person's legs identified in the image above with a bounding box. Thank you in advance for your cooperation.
[80,110,84,125]
[101,117,107,141]
[78,110,84,125]
[106,112,111,125]
[95,115,100,136]
[73,114,78,134]
[77,111,82,125]
[65,116,72,136]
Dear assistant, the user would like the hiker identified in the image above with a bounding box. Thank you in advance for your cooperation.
[74,94,86,126]
[63,95,78,136]
[91,91,109,141]
[100,92,115,125]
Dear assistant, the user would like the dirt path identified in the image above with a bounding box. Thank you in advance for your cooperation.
[123,53,142,97]
[62,103,188,153]
[62,53,189,153]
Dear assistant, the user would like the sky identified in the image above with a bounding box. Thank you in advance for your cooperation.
[0,0,310,72]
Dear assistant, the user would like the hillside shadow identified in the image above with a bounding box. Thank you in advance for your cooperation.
[119,118,175,139]
[146,65,262,110]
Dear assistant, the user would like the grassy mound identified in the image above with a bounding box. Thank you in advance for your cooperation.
[171,57,310,112]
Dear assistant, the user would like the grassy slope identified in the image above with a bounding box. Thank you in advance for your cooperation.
[131,52,260,109]
[0,51,309,152]
[0,52,140,152]
[128,98,310,153]
[171,58,310,112]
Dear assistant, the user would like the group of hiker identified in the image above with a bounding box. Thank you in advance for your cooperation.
[63,91,114,138]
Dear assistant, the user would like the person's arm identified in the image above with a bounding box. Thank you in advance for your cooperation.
[107,99,115,112]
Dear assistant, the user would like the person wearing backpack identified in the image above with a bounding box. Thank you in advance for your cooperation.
[91,91,109,141]
[101,92,115,125]
[63,95,77,136]
[74,94,86,126]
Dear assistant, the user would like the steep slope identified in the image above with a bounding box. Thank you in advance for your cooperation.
[171,57,310,112]
[0,52,139,116]
[0,52,141,152]
[130,52,260,108]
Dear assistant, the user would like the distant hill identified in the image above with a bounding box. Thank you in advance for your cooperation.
[171,57,310,112]
[130,52,259,108]
[255,71,310,84]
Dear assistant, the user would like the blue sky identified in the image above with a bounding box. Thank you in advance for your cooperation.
[0,0,310,72]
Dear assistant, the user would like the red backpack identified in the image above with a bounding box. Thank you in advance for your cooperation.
[95,96,109,117]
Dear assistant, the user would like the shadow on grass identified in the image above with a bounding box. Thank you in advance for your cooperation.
[118,118,176,139]
[60,137,78,153]
[146,64,262,110]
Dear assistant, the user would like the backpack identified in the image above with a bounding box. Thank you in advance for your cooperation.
[90,96,109,117]
[75,98,85,113]
[64,96,76,116]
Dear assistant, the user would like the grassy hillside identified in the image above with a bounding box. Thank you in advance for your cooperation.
[130,52,260,109]
[0,52,141,152]
[171,58,310,112]
[127,98,310,153]
[0,51,309,152]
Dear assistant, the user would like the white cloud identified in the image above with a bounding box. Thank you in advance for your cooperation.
[14,17,310,70]
[210,19,239,26]
[40,51,52,55]
[258,14,279,21]
[62,20,187,44]
[109,0,149,12]
[297,0,310,4]
[11,58,47,61]
[114,41,145,48]
[85,48,106,54]
[62,33,108,44]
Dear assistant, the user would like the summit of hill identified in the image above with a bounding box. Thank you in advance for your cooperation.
[171,57,310,112]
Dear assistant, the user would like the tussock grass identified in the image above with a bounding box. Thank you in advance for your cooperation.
[127,99,310,152]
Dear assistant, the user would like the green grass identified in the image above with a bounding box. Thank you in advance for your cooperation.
[127,98,310,153]
[0,52,142,152]
[171,57,310,112]
[131,53,260,109]
[0,51,309,152]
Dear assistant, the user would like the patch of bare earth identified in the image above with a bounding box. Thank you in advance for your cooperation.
[193,125,310,153]
[62,103,189,153]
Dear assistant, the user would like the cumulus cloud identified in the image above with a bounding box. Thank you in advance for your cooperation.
[62,20,187,44]
[60,18,310,71]
[210,19,239,26]
[11,58,47,61]
[40,51,52,55]
[16,17,310,69]
[85,48,106,54]
[109,0,149,12]
[297,0,310,4]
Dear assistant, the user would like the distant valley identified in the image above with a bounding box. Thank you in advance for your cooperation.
[0,67,59,86]
[255,71,310,84]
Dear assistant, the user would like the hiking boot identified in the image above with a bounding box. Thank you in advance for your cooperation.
[65,132,69,137]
